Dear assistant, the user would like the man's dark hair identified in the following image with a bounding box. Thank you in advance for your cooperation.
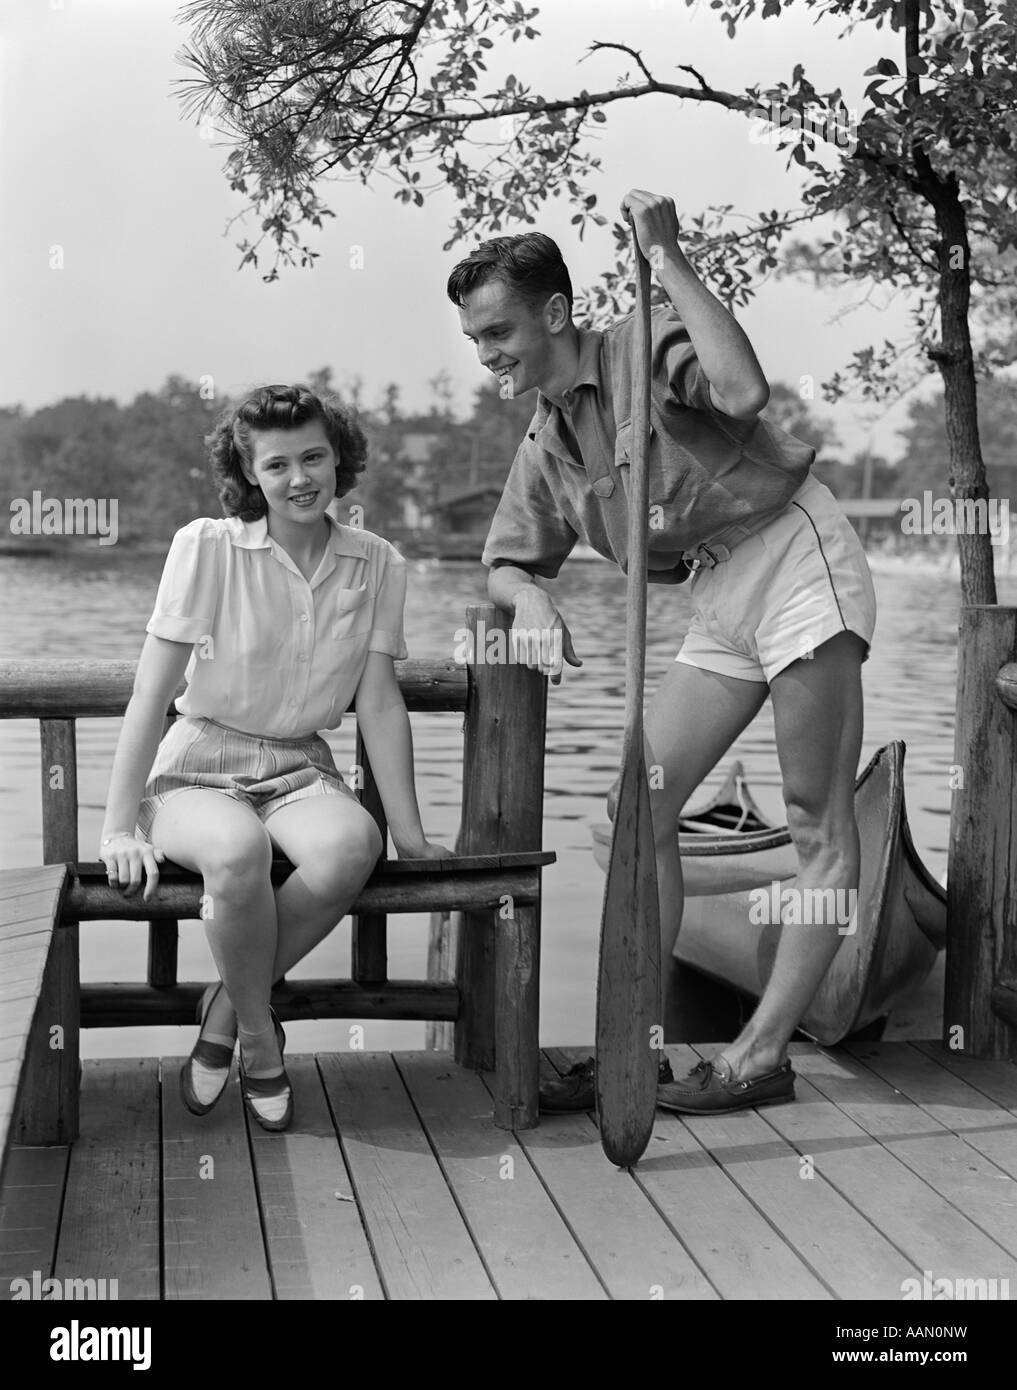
[446,233,573,314]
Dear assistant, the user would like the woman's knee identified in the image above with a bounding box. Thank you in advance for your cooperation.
[298,812,383,895]
[201,824,274,887]
[344,814,384,874]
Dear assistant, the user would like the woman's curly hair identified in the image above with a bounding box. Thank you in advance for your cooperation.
[205,383,367,521]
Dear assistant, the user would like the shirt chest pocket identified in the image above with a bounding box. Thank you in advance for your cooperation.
[616,415,692,506]
[331,584,372,640]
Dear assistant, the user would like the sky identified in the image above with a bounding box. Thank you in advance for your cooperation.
[0,0,935,461]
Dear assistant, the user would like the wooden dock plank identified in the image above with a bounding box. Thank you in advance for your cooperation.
[318,1052,496,1300]
[0,1001,36,1046]
[541,1046,814,1300]
[53,1059,160,1300]
[0,983,41,1006]
[674,1044,918,1299]
[761,1043,1017,1283]
[0,871,68,909]
[794,1045,1017,1260]
[161,1056,272,1300]
[0,950,55,986]
[396,1051,606,1300]
[913,1040,1017,1114]
[0,918,57,946]
[846,1040,1017,1184]
[0,1145,69,1298]
[7,1040,1011,1302]
[251,1057,383,1301]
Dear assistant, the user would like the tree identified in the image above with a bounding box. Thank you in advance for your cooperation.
[894,378,1017,502]
[117,376,223,538]
[179,0,1017,602]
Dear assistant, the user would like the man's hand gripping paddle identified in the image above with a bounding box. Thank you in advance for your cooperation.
[594,228,662,1168]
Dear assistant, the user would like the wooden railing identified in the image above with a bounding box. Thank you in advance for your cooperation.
[0,603,552,1144]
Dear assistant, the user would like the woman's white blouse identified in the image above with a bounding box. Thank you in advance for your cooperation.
[146,514,408,738]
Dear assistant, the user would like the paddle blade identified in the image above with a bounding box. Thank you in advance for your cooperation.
[595,747,661,1168]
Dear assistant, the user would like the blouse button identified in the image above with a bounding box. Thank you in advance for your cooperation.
[300,613,309,622]
[298,654,308,662]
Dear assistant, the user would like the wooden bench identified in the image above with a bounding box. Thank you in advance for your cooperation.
[0,603,554,1165]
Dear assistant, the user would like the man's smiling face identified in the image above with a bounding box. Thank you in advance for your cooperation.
[458,277,565,399]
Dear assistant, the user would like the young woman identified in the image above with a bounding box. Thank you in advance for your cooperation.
[99,384,448,1131]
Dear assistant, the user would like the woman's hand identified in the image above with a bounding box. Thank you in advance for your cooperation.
[394,838,453,861]
[100,833,165,901]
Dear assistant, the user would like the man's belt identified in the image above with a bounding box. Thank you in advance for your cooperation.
[682,540,732,571]
[681,502,791,572]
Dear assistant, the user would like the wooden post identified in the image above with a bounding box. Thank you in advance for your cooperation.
[147,923,178,989]
[494,901,540,1128]
[16,720,80,1143]
[351,732,388,983]
[454,603,548,1071]
[425,911,457,1051]
[946,606,1017,1059]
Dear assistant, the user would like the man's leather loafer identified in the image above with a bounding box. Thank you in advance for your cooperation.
[656,1058,795,1114]
[540,1054,675,1114]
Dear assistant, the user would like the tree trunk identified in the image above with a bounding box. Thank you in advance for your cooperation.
[934,182,997,607]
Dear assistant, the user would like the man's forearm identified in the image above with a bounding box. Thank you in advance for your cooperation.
[488,563,540,614]
[655,248,769,417]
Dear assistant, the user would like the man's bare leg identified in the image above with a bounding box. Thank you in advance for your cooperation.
[642,661,769,1004]
[716,631,865,1080]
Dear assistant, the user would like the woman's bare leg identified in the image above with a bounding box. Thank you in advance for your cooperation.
[148,789,279,1073]
[265,793,383,979]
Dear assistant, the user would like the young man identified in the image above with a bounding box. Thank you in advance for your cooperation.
[447,189,876,1115]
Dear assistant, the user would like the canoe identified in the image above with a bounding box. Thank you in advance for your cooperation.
[673,759,772,837]
[591,742,947,1044]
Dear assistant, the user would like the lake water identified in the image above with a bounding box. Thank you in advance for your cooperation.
[2,544,1012,1057]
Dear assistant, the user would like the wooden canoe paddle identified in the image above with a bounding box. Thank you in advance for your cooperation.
[594,228,662,1168]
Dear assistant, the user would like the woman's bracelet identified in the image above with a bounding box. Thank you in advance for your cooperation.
[101,832,133,847]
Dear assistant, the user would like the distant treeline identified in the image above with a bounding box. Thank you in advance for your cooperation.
[1,368,1014,549]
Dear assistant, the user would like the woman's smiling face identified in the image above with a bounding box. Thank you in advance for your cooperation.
[242,421,338,527]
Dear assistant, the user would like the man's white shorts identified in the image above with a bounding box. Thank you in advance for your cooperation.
[675,476,877,684]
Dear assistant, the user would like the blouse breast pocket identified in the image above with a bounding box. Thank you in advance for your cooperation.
[331,584,372,641]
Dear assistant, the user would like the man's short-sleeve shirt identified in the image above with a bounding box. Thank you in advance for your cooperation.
[482,306,815,581]
[147,512,407,738]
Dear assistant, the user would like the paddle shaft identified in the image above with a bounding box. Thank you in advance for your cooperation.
[623,242,653,752]
[594,231,661,1168]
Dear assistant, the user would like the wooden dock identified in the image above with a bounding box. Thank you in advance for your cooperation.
[3,1040,1016,1301]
